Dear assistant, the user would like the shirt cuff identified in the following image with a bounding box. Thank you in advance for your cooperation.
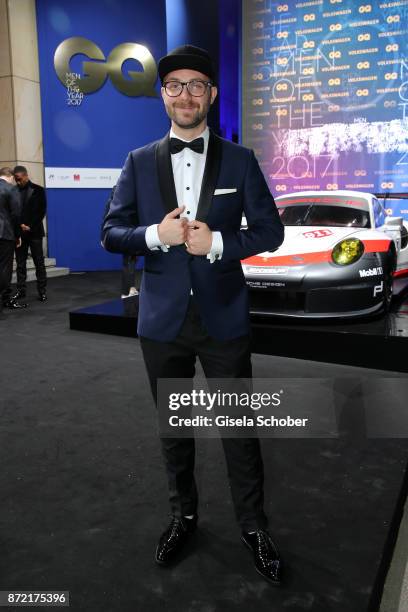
[145,224,169,252]
[207,231,223,263]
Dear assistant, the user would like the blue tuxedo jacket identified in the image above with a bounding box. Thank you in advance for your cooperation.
[102,130,284,341]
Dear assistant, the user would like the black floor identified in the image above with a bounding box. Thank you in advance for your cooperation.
[1,272,407,612]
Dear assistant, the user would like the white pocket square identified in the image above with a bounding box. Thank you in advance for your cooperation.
[214,188,237,195]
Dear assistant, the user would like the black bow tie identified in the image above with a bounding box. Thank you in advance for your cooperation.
[170,137,204,154]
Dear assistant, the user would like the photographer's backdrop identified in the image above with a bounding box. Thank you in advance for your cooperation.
[242,0,408,218]
[36,0,408,271]
[35,0,233,271]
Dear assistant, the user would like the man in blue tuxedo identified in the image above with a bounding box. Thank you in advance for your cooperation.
[102,45,284,584]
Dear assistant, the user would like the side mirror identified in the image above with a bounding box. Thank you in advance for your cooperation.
[384,216,403,228]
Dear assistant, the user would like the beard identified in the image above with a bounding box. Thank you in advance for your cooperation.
[165,97,211,129]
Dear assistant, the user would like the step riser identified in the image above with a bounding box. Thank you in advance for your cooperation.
[11,268,70,283]
[12,257,56,271]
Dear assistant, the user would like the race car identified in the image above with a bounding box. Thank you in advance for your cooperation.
[241,190,408,318]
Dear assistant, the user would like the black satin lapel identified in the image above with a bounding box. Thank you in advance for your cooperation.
[195,130,222,222]
[156,133,178,215]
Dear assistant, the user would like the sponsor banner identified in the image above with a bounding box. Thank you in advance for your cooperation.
[45,167,121,188]
[242,0,408,205]
[384,198,408,219]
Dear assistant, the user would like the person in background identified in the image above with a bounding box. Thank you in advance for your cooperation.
[0,167,23,315]
[102,185,139,299]
[12,166,47,302]
[121,255,139,298]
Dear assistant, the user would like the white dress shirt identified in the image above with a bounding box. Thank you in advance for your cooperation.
[145,126,223,262]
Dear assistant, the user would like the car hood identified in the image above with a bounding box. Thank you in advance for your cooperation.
[242,225,367,266]
[282,225,360,249]
[254,226,362,260]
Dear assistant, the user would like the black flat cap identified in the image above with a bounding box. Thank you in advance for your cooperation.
[158,44,216,83]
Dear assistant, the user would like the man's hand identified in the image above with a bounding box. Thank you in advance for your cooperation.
[186,221,212,256]
[21,224,30,232]
[158,206,188,246]
[16,237,22,248]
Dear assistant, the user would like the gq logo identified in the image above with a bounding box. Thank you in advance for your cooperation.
[54,37,157,97]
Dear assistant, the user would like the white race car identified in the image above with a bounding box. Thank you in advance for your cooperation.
[241,190,408,318]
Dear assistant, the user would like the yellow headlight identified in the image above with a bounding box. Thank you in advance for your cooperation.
[331,238,364,265]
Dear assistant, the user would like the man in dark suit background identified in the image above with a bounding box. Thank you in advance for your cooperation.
[0,167,22,316]
[102,45,284,584]
[12,166,47,302]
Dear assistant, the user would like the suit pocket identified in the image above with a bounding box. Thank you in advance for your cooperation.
[216,267,245,299]
[214,188,237,195]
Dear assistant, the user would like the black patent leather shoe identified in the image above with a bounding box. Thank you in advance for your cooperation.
[3,299,28,309]
[38,293,47,302]
[242,529,282,585]
[11,290,26,301]
[155,515,197,566]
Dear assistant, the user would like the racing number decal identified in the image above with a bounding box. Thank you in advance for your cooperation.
[303,229,334,238]
[373,283,383,297]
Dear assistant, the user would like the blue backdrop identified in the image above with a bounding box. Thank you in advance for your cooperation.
[36,0,169,271]
[36,0,236,271]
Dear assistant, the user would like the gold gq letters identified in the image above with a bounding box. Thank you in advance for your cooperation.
[54,36,158,97]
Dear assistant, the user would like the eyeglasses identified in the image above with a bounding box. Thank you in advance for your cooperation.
[163,79,213,97]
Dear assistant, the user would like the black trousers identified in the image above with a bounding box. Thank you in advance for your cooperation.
[140,298,267,532]
[15,236,47,295]
[0,239,15,307]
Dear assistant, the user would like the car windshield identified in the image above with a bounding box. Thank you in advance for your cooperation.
[278,204,370,228]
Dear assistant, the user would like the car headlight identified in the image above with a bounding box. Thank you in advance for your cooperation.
[331,238,364,265]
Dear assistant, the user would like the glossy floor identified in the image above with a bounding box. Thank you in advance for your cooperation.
[70,289,408,372]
